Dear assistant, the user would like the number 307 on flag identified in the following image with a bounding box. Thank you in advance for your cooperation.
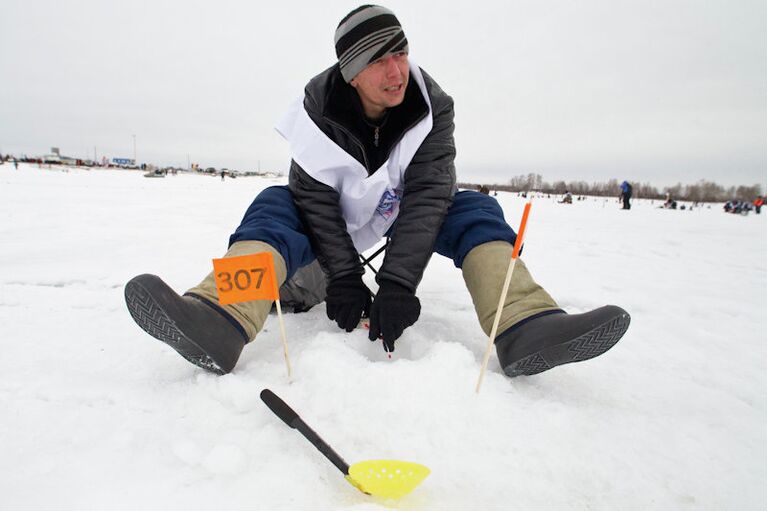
[212,253,279,305]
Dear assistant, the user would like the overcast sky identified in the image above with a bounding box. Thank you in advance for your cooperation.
[1,0,765,187]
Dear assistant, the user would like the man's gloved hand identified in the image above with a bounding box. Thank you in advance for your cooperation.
[368,280,421,352]
[325,274,372,332]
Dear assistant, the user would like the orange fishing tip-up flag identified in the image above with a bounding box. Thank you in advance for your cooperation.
[511,201,532,259]
[212,252,280,305]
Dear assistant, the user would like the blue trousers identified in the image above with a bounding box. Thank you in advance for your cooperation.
[230,186,517,280]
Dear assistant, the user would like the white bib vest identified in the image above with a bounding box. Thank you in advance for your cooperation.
[275,62,433,253]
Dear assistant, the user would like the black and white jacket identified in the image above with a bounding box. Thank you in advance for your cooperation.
[278,60,456,292]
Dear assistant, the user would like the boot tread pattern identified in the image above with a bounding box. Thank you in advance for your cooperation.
[505,313,630,377]
[125,281,225,375]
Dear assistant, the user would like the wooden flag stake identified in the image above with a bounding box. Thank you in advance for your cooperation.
[273,287,292,381]
[476,200,532,393]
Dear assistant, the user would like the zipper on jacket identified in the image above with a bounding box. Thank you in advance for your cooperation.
[324,103,428,174]
[323,117,372,171]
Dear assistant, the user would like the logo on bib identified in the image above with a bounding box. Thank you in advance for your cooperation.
[375,189,400,220]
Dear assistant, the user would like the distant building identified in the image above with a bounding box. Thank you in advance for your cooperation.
[112,158,136,167]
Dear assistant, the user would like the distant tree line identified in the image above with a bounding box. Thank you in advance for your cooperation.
[458,173,763,203]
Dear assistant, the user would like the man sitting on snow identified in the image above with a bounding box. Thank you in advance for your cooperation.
[124,5,630,377]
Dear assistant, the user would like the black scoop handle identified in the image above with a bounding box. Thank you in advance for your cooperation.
[260,388,299,427]
[260,389,350,475]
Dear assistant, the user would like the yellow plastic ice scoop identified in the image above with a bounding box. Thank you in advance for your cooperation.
[260,389,429,499]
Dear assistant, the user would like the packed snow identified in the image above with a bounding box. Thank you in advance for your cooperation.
[1,163,765,510]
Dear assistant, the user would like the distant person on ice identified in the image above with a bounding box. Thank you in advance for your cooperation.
[124,5,630,377]
[662,193,677,209]
[619,181,632,209]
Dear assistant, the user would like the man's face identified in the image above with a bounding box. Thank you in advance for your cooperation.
[350,52,410,119]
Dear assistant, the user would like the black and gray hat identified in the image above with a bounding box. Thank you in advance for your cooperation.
[334,5,409,83]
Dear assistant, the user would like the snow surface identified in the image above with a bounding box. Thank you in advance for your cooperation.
[1,163,765,510]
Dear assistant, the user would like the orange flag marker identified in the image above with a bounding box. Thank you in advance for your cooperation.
[476,200,532,393]
[213,252,280,305]
[212,252,292,379]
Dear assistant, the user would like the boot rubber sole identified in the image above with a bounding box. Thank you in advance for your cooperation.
[503,311,630,377]
[125,278,226,375]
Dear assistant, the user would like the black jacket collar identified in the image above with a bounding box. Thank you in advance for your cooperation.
[321,66,429,172]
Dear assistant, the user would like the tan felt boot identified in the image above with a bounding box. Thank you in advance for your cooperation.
[462,240,561,337]
[125,241,287,374]
[462,242,630,377]
[186,240,288,342]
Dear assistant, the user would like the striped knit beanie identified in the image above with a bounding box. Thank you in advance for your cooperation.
[334,5,409,83]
